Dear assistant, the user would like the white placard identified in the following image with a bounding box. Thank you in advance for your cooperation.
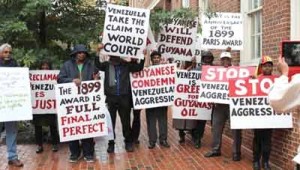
[30,70,59,114]
[0,67,32,122]
[102,4,150,59]
[201,12,243,50]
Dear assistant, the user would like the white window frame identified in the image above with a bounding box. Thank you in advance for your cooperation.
[240,0,262,66]
[291,0,300,40]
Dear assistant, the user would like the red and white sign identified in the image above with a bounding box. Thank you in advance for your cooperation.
[55,80,107,142]
[130,63,176,109]
[172,70,212,120]
[30,70,59,114]
[198,66,255,104]
[229,76,293,129]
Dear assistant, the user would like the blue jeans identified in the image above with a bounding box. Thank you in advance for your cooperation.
[5,121,18,161]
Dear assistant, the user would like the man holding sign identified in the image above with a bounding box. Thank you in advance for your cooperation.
[204,52,242,161]
[58,44,98,163]
[0,43,23,167]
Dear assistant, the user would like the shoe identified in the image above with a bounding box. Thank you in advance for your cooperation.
[204,151,221,157]
[253,161,260,170]
[179,131,185,144]
[52,144,58,152]
[160,140,170,148]
[69,154,81,163]
[194,140,201,149]
[232,153,241,161]
[148,142,156,149]
[107,143,115,153]
[84,155,94,163]
[263,162,271,170]
[36,145,44,153]
[125,143,134,152]
[8,159,23,167]
[134,140,140,144]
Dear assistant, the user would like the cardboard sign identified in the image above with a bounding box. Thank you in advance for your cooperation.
[102,4,150,59]
[55,80,107,142]
[229,76,293,129]
[0,67,32,122]
[147,26,156,52]
[157,18,198,61]
[198,66,255,104]
[130,63,176,109]
[293,153,300,164]
[30,70,59,114]
[201,12,243,50]
[172,70,212,120]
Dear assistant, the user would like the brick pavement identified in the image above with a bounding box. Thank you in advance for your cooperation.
[0,110,258,170]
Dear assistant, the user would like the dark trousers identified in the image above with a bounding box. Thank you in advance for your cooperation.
[211,104,242,154]
[69,138,94,157]
[132,109,141,142]
[146,107,168,143]
[107,95,132,144]
[35,125,59,145]
[253,129,272,163]
[192,120,206,141]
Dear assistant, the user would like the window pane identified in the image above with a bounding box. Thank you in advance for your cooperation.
[251,36,255,59]
[256,12,261,33]
[254,0,259,8]
[256,35,261,59]
[251,16,255,34]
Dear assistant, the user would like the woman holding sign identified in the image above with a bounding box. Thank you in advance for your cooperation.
[33,60,59,154]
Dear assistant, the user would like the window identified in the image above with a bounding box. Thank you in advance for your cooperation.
[182,0,190,8]
[240,0,262,65]
[249,0,262,59]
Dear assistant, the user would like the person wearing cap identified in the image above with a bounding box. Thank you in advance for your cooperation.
[204,51,242,162]
[58,44,98,163]
[0,43,24,167]
[173,50,214,148]
[95,44,145,153]
[252,56,273,170]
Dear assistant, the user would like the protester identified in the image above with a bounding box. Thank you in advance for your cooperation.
[252,56,273,170]
[204,51,242,161]
[95,44,145,153]
[57,44,97,163]
[268,57,300,112]
[0,43,24,167]
[146,51,170,149]
[32,60,59,153]
[173,50,214,148]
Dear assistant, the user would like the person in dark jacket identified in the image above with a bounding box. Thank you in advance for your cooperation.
[95,44,145,153]
[173,50,214,148]
[0,43,24,167]
[33,60,59,154]
[57,44,98,163]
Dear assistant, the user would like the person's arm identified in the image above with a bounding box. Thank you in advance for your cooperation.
[57,62,73,84]
[128,58,145,72]
[268,57,300,112]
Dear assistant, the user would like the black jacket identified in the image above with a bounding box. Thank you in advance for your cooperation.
[58,57,97,84]
[95,58,144,96]
[0,58,18,67]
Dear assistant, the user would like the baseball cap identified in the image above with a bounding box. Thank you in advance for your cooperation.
[261,55,273,65]
[220,52,231,59]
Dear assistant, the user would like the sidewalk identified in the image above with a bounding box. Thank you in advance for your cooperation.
[0,111,255,170]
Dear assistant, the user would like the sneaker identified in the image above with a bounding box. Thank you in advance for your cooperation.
[69,154,81,163]
[52,144,58,152]
[84,155,94,163]
[36,145,44,154]
[8,159,23,167]
[125,143,134,152]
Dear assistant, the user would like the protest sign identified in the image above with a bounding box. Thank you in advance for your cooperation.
[229,76,292,129]
[55,80,107,142]
[102,4,150,59]
[173,70,212,120]
[146,26,156,52]
[130,63,176,109]
[30,70,59,114]
[293,154,300,164]
[157,18,198,62]
[0,67,32,122]
[201,12,243,50]
[198,66,255,104]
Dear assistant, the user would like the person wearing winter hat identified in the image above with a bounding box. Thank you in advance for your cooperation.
[58,44,99,163]
[252,56,273,170]
[204,51,242,162]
